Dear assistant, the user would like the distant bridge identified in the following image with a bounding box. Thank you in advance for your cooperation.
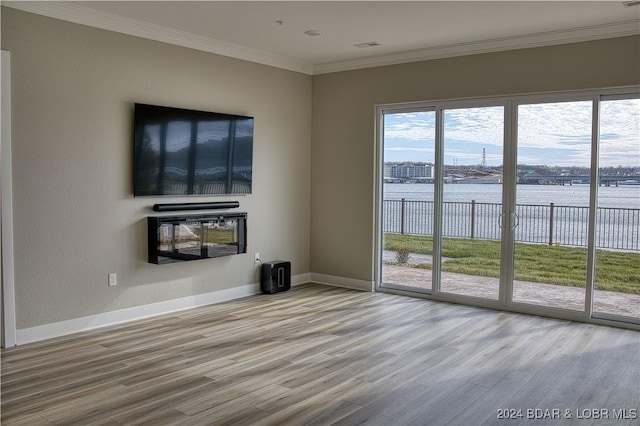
[520,175,640,186]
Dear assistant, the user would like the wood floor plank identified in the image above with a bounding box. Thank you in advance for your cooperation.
[2,283,638,425]
[597,348,640,426]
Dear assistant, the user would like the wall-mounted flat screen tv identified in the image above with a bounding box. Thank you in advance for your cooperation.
[133,103,254,196]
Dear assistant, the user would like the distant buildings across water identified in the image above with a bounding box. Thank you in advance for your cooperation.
[384,162,433,180]
[384,162,639,185]
[384,162,502,184]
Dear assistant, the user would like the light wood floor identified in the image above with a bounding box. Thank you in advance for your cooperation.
[2,283,639,425]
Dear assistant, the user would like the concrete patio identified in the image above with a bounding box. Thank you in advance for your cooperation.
[382,251,640,319]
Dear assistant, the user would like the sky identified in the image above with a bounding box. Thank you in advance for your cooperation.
[383,99,640,168]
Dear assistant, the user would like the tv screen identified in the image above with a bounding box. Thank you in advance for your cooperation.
[133,103,254,196]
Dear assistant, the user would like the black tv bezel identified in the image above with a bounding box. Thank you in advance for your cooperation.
[133,103,254,197]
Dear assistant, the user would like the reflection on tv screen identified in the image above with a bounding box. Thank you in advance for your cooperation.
[134,104,253,196]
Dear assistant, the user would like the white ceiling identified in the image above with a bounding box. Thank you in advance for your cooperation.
[5,1,640,74]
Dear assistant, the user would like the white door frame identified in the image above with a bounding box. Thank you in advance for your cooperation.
[2,49,17,347]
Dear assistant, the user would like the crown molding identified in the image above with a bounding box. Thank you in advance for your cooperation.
[3,1,314,75]
[313,20,640,75]
[4,2,639,76]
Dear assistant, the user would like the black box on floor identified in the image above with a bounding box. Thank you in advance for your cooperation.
[261,261,291,294]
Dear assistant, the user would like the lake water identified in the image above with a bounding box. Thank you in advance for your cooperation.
[384,183,640,209]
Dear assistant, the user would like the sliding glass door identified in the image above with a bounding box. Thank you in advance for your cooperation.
[440,106,504,301]
[593,97,640,321]
[512,100,593,312]
[379,102,508,302]
[377,88,639,326]
[380,110,436,293]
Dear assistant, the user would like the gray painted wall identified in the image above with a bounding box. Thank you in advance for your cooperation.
[2,8,312,329]
[310,36,640,282]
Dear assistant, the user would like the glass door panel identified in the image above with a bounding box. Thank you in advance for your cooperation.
[440,106,504,300]
[512,101,593,311]
[380,111,436,293]
[594,98,640,321]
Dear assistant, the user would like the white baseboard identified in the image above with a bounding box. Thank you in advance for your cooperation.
[310,273,374,292]
[16,273,311,345]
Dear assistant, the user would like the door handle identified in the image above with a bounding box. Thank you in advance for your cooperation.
[510,212,520,230]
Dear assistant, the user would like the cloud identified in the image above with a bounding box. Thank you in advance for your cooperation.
[444,106,504,148]
[516,101,592,151]
[383,99,639,167]
[384,111,435,141]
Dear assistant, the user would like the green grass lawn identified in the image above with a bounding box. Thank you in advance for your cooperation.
[384,233,640,294]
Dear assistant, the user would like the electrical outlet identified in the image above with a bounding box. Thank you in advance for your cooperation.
[254,253,261,264]
[108,273,117,287]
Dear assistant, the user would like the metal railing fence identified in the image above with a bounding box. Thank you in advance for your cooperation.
[383,199,639,251]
